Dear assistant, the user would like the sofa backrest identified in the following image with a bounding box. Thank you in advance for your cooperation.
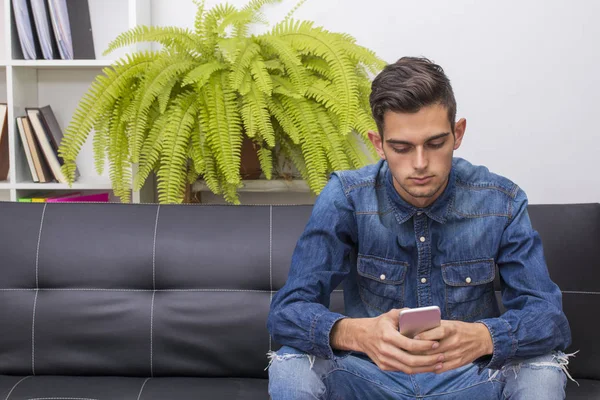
[0,202,597,380]
[526,203,600,380]
[0,203,313,379]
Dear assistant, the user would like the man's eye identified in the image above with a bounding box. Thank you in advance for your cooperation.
[429,141,445,149]
[392,147,410,154]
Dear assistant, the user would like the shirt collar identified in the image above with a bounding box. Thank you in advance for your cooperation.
[383,160,456,225]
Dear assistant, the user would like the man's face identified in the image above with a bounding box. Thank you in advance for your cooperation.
[368,104,466,208]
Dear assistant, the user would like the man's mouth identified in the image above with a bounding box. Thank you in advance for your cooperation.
[410,176,433,185]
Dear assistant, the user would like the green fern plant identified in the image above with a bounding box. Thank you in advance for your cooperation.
[58,0,385,204]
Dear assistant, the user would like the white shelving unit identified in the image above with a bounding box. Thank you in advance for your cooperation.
[0,0,152,203]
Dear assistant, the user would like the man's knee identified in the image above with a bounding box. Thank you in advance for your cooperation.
[267,346,326,399]
[501,352,573,400]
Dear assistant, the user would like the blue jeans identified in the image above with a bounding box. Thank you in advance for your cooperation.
[268,346,570,399]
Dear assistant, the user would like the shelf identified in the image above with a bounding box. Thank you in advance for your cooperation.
[192,179,310,193]
[9,59,115,69]
[0,181,11,189]
[14,179,115,190]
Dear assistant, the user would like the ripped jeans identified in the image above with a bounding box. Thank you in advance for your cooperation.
[268,346,575,399]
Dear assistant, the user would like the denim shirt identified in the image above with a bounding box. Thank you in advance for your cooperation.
[267,157,571,370]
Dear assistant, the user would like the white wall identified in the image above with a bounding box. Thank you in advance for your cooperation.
[151,0,600,205]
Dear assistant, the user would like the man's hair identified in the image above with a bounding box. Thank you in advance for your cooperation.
[369,57,457,137]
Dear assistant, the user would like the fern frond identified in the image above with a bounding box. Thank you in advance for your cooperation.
[203,71,243,185]
[276,20,359,134]
[256,34,307,90]
[263,58,284,73]
[344,132,375,169]
[271,75,302,98]
[250,55,273,95]
[303,55,333,79]
[130,57,196,163]
[266,95,300,144]
[241,81,274,146]
[257,143,273,179]
[157,92,198,203]
[305,78,344,116]
[277,128,309,184]
[193,0,206,35]
[182,60,227,87]
[92,110,110,176]
[229,41,261,91]
[107,97,132,203]
[281,96,327,191]
[60,52,157,182]
[314,104,351,171]
[283,0,308,22]
[104,26,199,56]
[135,112,168,190]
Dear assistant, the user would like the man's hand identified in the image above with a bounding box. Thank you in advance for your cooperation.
[331,309,445,374]
[413,320,493,373]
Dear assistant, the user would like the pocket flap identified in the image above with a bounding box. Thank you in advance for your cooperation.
[441,259,496,287]
[357,255,408,284]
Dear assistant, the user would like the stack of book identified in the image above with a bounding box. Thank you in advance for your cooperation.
[12,0,95,60]
[18,191,110,202]
[16,105,79,183]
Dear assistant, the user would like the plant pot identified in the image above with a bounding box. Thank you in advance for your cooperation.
[240,136,262,180]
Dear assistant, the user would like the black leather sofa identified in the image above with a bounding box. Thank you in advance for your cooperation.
[0,202,597,399]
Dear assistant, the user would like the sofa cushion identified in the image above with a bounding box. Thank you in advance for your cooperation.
[0,375,268,399]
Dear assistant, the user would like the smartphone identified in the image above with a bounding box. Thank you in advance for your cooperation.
[398,306,441,338]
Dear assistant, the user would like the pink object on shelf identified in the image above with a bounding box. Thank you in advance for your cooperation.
[46,192,110,203]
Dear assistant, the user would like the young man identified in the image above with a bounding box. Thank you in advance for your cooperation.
[267,57,573,399]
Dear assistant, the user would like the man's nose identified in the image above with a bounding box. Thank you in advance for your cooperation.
[413,146,428,171]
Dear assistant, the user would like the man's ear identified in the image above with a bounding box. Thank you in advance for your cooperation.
[453,118,466,150]
[368,130,386,160]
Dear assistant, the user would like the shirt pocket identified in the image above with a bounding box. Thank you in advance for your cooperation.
[357,254,408,314]
[441,258,496,321]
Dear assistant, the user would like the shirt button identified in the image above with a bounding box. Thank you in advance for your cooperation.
[421,278,427,284]
[465,277,472,284]
[380,274,386,280]
[417,211,423,216]
[419,236,426,242]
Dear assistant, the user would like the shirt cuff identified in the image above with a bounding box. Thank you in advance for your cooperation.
[474,318,518,371]
[310,311,351,359]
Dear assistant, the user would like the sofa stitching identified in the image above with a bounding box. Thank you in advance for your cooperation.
[150,291,155,378]
[31,292,38,376]
[269,205,273,352]
[136,377,150,400]
[151,205,160,378]
[32,203,46,377]
[0,288,274,292]
[27,398,98,400]
[4,376,31,400]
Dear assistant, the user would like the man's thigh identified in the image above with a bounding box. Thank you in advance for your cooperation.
[413,363,501,399]
[269,347,501,399]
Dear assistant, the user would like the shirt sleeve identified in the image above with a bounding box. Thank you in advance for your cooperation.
[475,188,572,370]
[267,174,357,359]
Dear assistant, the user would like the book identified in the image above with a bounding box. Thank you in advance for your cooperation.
[0,104,9,181]
[16,116,39,182]
[19,191,82,202]
[47,192,110,203]
[30,0,59,60]
[18,116,53,183]
[26,106,79,183]
[47,0,95,60]
[11,0,41,60]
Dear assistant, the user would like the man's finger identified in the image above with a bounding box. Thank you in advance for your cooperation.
[397,334,440,353]
[414,325,446,341]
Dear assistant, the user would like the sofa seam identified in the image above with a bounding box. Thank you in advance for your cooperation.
[4,375,31,400]
[136,377,150,400]
[32,203,46,377]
